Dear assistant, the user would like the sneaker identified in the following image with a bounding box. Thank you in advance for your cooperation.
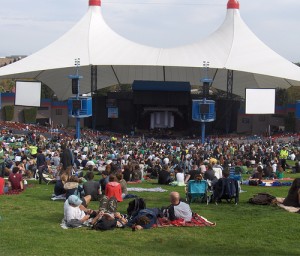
[107,197,118,213]
[99,195,108,211]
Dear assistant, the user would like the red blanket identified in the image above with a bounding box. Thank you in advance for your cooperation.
[155,213,216,228]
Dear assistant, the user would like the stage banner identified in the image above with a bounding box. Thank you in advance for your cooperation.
[108,107,119,119]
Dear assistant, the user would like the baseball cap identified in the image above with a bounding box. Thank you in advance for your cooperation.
[68,195,82,206]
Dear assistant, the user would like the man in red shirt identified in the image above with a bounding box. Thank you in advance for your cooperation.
[8,167,23,190]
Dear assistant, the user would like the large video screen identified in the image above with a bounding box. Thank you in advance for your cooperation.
[245,88,275,114]
[15,81,41,107]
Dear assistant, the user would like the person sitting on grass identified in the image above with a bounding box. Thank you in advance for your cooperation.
[99,171,109,194]
[158,165,173,185]
[64,176,91,208]
[83,171,100,201]
[282,178,300,207]
[116,172,128,199]
[105,175,123,202]
[8,166,23,191]
[64,195,91,224]
[0,172,8,194]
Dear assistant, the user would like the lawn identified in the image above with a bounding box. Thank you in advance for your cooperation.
[1,174,300,256]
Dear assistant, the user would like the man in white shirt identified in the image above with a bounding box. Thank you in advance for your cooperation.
[64,195,90,223]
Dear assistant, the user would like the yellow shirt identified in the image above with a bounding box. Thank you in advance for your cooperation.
[279,150,288,160]
[29,146,38,155]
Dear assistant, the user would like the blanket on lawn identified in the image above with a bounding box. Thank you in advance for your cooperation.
[155,213,216,228]
[127,180,142,184]
[276,198,300,213]
[60,219,92,229]
[127,187,168,193]
[0,189,24,196]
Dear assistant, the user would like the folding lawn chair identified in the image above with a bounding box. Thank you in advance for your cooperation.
[186,180,210,204]
[213,178,239,205]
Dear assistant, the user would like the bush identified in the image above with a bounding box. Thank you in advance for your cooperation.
[3,105,14,121]
[24,107,37,123]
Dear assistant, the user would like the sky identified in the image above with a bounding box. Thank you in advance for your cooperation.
[0,0,299,62]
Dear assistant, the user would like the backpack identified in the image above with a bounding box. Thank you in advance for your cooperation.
[93,218,117,231]
[127,198,146,216]
[249,193,276,205]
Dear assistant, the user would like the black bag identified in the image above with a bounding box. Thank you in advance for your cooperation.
[93,218,117,231]
[249,179,261,186]
[249,193,276,205]
[127,198,146,216]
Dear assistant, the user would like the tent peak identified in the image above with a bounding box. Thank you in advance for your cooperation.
[89,0,101,6]
[227,0,240,9]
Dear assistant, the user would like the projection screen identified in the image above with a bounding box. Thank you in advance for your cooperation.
[245,88,275,114]
[15,81,41,107]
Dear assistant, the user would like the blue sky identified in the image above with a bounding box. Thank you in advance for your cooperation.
[0,0,299,62]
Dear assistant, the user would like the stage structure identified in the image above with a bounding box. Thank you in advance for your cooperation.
[192,62,216,144]
[67,58,92,139]
[0,0,300,102]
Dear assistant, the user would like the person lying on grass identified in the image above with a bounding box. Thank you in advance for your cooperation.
[163,191,193,222]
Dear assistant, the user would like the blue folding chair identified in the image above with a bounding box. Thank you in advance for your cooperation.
[186,180,210,204]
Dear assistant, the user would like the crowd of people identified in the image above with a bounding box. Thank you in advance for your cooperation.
[1,121,300,229]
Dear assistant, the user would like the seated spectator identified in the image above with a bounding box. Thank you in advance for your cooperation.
[0,172,8,194]
[203,164,218,186]
[283,178,300,207]
[251,166,263,180]
[132,165,142,181]
[184,165,200,183]
[64,176,91,207]
[8,167,23,190]
[99,171,109,194]
[105,175,123,202]
[123,165,131,182]
[83,171,100,201]
[116,173,128,199]
[54,172,68,196]
[263,162,275,179]
[64,195,95,225]
[170,167,185,186]
[158,165,172,185]
[165,192,192,222]
[276,165,284,179]
[86,156,95,168]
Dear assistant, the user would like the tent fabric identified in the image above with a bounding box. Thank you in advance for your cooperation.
[0,1,299,100]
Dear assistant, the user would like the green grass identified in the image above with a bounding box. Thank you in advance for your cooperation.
[1,174,300,256]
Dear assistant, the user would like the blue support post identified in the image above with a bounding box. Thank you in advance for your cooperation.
[76,117,81,140]
[201,122,205,145]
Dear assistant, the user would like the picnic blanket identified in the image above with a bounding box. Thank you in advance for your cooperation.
[155,213,216,228]
[276,198,300,213]
[0,189,24,196]
[60,219,91,229]
[127,187,168,193]
[127,180,142,184]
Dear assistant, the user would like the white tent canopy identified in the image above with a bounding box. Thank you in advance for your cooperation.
[0,0,299,100]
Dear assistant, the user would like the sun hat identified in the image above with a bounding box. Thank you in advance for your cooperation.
[68,195,82,206]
